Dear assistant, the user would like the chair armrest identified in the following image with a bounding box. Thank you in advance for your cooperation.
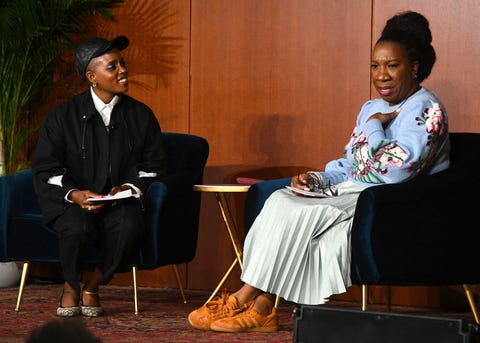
[139,176,203,268]
[143,181,168,223]
[0,169,40,214]
[351,165,480,285]
[137,133,208,268]
[0,169,42,259]
[140,181,168,261]
[244,178,291,233]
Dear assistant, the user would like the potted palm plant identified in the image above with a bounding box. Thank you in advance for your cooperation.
[0,0,123,176]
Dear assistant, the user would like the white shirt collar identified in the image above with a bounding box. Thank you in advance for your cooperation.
[90,87,119,126]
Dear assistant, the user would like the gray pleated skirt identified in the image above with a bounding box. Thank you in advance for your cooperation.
[241,181,367,305]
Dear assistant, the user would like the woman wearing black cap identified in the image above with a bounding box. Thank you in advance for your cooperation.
[32,36,167,317]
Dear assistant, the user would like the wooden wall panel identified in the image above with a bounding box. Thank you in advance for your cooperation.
[188,0,372,290]
[372,0,480,132]
[93,0,192,133]
[190,0,371,171]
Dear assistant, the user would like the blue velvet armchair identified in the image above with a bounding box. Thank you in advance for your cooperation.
[0,132,209,314]
[243,132,480,324]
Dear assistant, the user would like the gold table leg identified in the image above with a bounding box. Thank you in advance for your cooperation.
[215,192,243,269]
[205,191,245,303]
[205,259,239,304]
[463,284,480,324]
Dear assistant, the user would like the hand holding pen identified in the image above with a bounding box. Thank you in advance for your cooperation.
[290,172,313,191]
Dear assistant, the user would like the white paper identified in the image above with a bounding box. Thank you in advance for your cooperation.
[285,186,330,198]
[87,189,133,202]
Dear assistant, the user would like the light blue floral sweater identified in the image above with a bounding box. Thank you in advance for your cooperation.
[317,87,449,186]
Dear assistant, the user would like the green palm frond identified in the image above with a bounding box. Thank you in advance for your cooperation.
[92,0,182,89]
[0,0,123,175]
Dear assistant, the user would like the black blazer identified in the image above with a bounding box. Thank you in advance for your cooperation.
[33,90,167,223]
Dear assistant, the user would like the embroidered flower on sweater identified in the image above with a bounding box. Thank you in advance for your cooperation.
[349,133,409,183]
[348,103,447,183]
[416,102,447,145]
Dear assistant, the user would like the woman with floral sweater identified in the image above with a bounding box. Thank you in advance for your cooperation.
[189,11,449,333]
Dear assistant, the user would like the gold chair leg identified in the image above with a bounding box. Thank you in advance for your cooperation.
[132,265,139,315]
[361,284,368,311]
[15,262,29,312]
[463,284,480,325]
[172,264,187,304]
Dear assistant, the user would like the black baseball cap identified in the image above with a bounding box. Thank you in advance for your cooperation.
[75,35,129,81]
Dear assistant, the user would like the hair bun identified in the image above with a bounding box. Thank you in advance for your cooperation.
[382,11,432,48]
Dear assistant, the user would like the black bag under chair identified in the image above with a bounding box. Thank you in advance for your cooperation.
[293,305,480,343]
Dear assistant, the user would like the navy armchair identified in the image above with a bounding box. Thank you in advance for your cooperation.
[0,132,209,314]
[243,132,480,323]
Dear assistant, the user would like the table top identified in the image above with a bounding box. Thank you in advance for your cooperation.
[193,184,250,193]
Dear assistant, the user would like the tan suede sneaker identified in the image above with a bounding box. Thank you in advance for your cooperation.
[210,305,279,333]
[188,292,252,330]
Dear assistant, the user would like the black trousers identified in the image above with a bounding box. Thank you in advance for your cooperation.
[51,198,145,292]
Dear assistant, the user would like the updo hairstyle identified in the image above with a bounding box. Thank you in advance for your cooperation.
[377,11,436,82]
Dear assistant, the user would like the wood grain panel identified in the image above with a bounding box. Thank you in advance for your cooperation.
[190,0,372,170]
[188,0,372,291]
[96,0,192,133]
[372,0,480,132]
